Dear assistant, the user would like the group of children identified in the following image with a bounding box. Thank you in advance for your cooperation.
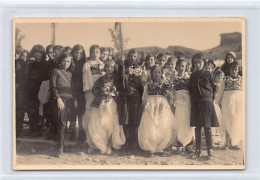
[15,44,244,159]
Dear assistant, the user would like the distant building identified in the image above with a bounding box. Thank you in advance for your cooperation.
[220,32,241,45]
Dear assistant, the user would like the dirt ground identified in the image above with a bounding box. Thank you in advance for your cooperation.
[15,134,244,169]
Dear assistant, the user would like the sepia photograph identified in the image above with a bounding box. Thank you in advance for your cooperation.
[13,17,246,170]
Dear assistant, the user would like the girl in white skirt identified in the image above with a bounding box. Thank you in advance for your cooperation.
[171,59,194,154]
[138,64,177,156]
[222,61,244,150]
[82,45,105,145]
[87,60,125,154]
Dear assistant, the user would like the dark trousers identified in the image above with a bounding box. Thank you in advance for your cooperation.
[55,97,76,150]
[16,92,27,136]
[58,121,67,149]
[195,127,213,151]
[27,100,40,132]
[124,125,138,144]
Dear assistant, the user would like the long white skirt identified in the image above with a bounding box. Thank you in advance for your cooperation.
[86,99,125,153]
[82,90,95,140]
[173,90,194,146]
[222,90,244,147]
[213,102,226,144]
[138,95,177,153]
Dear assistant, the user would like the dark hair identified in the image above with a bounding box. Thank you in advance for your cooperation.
[229,61,239,70]
[145,54,155,69]
[89,44,100,58]
[214,67,224,76]
[205,59,216,69]
[71,44,86,63]
[53,45,64,53]
[16,45,23,55]
[22,49,29,55]
[191,53,206,70]
[156,53,166,61]
[150,64,164,79]
[225,51,236,63]
[165,56,177,69]
[46,44,54,53]
[174,51,185,60]
[175,58,188,72]
[59,52,75,72]
[104,59,118,73]
[100,47,108,53]
[64,46,72,52]
[29,44,46,62]
[127,49,138,58]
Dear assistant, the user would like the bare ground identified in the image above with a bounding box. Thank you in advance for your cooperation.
[15,136,244,168]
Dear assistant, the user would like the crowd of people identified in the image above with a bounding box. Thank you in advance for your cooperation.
[15,43,244,159]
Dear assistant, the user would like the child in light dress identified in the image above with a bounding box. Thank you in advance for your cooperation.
[138,64,177,157]
[87,60,125,154]
[222,61,244,150]
[82,45,105,146]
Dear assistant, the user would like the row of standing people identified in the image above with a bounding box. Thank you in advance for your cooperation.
[15,44,243,158]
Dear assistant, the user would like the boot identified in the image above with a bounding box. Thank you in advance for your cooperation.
[205,127,213,159]
[69,121,76,141]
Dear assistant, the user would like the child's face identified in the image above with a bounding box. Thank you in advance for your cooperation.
[34,51,43,62]
[152,67,162,81]
[193,58,204,71]
[128,53,138,61]
[176,61,186,74]
[15,53,21,60]
[227,55,234,64]
[158,56,167,67]
[108,51,113,60]
[47,48,54,60]
[215,73,224,83]
[230,65,239,78]
[73,49,83,62]
[91,48,100,60]
[205,64,214,72]
[147,57,155,67]
[53,50,61,62]
[20,52,28,62]
[168,61,176,71]
[105,64,115,74]
[101,51,109,62]
[60,57,72,70]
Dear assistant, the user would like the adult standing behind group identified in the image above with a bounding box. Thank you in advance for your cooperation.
[26,44,48,137]
[71,44,87,142]
[15,45,28,137]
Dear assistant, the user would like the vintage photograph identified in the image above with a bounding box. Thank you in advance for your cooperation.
[13,17,245,170]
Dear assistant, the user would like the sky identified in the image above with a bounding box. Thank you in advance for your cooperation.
[15,20,243,56]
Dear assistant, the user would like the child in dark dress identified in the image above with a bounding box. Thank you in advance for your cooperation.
[121,49,144,147]
[71,44,87,142]
[50,52,76,157]
[189,53,219,159]
[26,44,47,137]
[15,46,28,137]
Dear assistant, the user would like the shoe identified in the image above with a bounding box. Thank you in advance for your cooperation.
[88,147,94,154]
[207,148,214,159]
[174,147,184,154]
[157,151,168,157]
[231,145,240,150]
[221,145,230,150]
[215,132,220,136]
[57,148,63,158]
[106,147,112,155]
[147,152,154,157]
[191,150,201,159]
[185,146,195,154]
